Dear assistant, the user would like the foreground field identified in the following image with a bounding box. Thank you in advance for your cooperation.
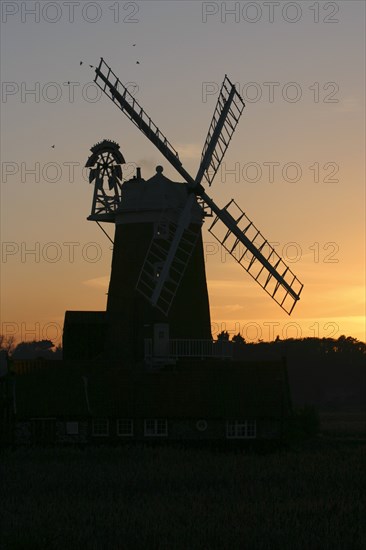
[1,439,365,550]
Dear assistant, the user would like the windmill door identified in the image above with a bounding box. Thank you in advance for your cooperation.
[153,323,170,358]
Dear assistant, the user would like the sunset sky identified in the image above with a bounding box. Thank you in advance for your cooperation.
[1,0,365,345]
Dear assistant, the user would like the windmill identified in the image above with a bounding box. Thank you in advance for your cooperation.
[85,58,303,361]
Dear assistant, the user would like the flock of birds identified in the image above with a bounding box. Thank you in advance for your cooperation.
[51,45,139,148]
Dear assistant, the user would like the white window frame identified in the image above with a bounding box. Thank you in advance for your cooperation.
[66,421,79,435]
[144,419,168,437]
[117,419,134,437]
[92,419,109,437]
[226,420,256,439]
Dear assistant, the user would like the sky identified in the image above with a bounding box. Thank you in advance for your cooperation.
[1,0,365,345]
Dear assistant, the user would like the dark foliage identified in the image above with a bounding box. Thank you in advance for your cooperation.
[228,334,366,356]
[0,335,15,354]
[11,340,62,360]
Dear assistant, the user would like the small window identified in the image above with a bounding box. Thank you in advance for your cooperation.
[226,420,256,439]
[92,419,109,436]
[154,222,169,240]
[66,421,79,435]
[196,419,208,432]
[154,262,164,279]
[144,419,168,436]
[117,419,133,436]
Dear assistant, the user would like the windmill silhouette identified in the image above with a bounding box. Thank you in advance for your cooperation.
[76,58,303,362]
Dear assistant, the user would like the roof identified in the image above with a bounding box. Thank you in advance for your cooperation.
[11,359,291,419]
[64,311,107,324]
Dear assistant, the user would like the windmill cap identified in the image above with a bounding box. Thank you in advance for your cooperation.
[116,171,203,224]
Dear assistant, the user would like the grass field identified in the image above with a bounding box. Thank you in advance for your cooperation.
[1,436,365,550]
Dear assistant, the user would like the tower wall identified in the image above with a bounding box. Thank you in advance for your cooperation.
[106,221,211,360]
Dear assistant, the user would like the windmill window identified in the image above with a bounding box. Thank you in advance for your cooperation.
[154,222,169,240]
[92,419,109,436]
[196,419,208,431]
[226,420,256,439]
[144,419,168,436]
[66,421,79,435]
[154,262,165,279]
[117,419,133,436]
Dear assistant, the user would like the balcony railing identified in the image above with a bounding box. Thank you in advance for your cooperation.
[144,339,233,361]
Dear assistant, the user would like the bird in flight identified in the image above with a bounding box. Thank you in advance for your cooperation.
[51,145,55,149]
[80,61,83,65]
[133,44,136,46]
[136,61,140,64]
[89,65,94,68]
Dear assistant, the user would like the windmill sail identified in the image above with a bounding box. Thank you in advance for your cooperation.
[94,59,187,179]
[195,76,245,187]
[206,198,303,315]
[138,76,244,309]
[136,195,202,315]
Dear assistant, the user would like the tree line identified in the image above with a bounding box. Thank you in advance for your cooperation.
[0,333,365,360]
[217,331,366,356]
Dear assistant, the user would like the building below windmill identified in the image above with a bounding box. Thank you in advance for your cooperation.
[3,356,291,446]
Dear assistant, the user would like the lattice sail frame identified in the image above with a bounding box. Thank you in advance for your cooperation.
[195,76,245,187]
[94,60,181,170]
[136,195,202,315]
[208,200,303,315]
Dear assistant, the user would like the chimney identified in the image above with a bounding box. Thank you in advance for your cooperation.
[136,167,141,179]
